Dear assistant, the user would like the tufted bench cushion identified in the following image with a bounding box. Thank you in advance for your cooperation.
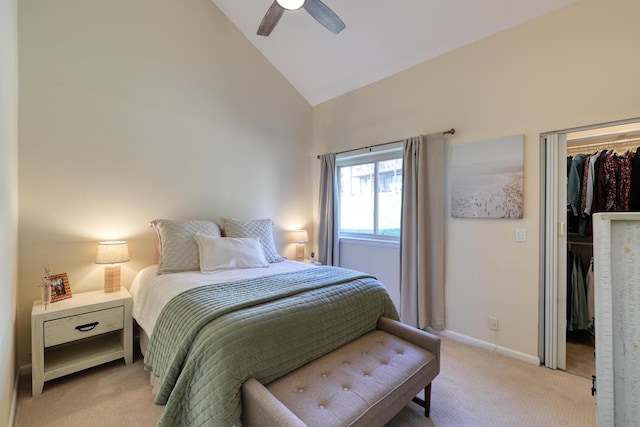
[242,317,440,427]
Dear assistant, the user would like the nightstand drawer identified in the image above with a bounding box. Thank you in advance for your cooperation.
[44,306,124,347]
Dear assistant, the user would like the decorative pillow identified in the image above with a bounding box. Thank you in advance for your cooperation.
[194,234,269,273]
[151,219,222,274]
[221,218,285,263]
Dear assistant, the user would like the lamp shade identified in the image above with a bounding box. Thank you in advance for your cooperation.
[96,241,130,264]
[277,0,305,10]
[291,230,309,244]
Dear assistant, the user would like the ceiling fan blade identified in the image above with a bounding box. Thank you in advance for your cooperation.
[303,0,345,34]
[257,2,285,36]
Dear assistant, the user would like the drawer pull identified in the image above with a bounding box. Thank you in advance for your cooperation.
[75,322,99,332]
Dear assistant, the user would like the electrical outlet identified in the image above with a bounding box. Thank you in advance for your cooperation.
[489,317,499,331]
[515,228,526,242]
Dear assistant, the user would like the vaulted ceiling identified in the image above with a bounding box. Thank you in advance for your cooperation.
[211,0,578,106]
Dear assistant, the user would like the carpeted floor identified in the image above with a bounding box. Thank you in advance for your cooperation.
[566,330,596,380]
[14,336,596,426]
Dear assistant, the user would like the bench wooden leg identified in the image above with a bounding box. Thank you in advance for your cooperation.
[411,383,432,417]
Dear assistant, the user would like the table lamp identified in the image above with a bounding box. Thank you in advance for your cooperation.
[291,229,309,261]
[96,241,130,292]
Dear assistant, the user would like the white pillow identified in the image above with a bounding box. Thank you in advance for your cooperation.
[221,217,285,263]
[151,219,222,274]
[194,234,269,273]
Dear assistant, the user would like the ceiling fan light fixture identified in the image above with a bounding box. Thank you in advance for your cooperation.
[276,0,305,11]
[258,0,344,37]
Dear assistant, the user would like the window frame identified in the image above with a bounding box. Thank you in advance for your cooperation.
[336,147,403,242]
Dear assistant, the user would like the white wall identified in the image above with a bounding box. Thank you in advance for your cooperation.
[0,0,18,423]
[313,0,640,361]
[17,0,313,366]
[340,239,400,308]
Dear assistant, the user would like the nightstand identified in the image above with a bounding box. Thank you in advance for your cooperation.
[31,288,133,396]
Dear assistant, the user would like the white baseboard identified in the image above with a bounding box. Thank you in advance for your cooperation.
[18,364,31,376]
[429,328,540,366]
[9,364,33,427]
[9,367,20,427]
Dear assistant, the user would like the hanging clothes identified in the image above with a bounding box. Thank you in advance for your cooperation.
[604,151,620,211]
[570,254,589,331]
[566,142,639,334]
[593,150,609,216]
[584,152,600,216]
[568,154,587,217]
[618,151,633,211]
[630,147,640,210]
[578,154,591,236]
[567,147,638,236]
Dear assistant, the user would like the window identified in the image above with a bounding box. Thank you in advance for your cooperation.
[337,148,403,240]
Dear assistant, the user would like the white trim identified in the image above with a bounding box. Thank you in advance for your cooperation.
[540,133,568,370]
[543,133,558,370]
[9,367,20,427]
[18,364,31,376]
[337,148,403,240]
[541,116,640,136]
[336,145,402,163]
[430,328,541,366]
[538,137,546,364]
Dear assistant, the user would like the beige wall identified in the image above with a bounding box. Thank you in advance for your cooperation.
[313,0,640,359]
[0,0,18,423]
[17,0,313,366]
[16,0,640,375]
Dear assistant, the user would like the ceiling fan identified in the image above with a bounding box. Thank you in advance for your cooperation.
[257,0,345,37]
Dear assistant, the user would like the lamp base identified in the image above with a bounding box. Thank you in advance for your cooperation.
[295,244,305,261]
[104,265,121,293]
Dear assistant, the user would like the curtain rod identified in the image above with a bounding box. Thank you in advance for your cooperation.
[317,128,455,159]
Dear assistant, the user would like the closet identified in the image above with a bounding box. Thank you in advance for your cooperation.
[564,127,640,378]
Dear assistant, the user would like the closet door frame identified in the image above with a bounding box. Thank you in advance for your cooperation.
[540,117,640,370]
[540,132,567,370]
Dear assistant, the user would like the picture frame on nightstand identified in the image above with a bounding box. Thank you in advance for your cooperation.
[47,273,72,302]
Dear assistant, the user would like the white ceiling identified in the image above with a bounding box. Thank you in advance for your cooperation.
[211,0,578,106]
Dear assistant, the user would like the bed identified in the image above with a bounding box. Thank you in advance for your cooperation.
[130,219,399,427]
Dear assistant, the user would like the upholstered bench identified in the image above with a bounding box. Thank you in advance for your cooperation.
[242,317,440,427]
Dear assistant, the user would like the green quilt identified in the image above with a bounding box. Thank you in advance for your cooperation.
[144,266,399,427]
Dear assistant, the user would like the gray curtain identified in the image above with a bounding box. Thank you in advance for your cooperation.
[400,133,445,330]
[318,153,339,265]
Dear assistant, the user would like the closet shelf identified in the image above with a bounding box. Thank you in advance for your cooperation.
[567,137,640,156]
